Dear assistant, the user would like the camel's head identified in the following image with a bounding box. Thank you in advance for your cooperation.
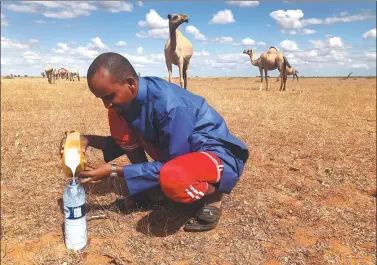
[167,13,189,29]
[243,49,253,56]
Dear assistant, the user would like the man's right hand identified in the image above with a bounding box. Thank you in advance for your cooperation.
[59,131,89,158]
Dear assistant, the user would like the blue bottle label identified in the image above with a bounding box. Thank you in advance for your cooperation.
[64,204,86,220]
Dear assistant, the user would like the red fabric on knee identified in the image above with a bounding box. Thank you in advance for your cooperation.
[159,152,223,203]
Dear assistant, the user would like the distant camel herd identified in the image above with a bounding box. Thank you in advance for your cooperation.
[43,13,298,91]
[43,65,80,84]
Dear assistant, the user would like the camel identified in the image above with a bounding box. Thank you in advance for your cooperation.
[277,67,299,82]
[68,69,80,81]
[58,68,69,80]
[53,69,59,80]
[164,13,193,89]
[44,64,54,84]
[243,47,291,91]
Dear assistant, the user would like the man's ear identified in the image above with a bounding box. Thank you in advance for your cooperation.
[126,77,137,96]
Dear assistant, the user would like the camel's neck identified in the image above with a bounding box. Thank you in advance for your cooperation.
[169,27,177,51]
[249,54,259,67]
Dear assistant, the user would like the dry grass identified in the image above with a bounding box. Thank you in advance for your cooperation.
[1,76,376,265]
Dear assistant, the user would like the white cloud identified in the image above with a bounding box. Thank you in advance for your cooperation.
[22,51,41,61]
[209,9,235,24]
[137,1,144,7]
[43,2,97,19]
[213,37,234,44]
[137,47,144,55]
[363,28,376,40]
[280,40,299,52]
[70,46,99,59]
[51,39,101,60]
[116,41,127,47]
[26,1,65,9]
[340,11,349,17]
[136,28,169,40]
[138,9,168,28]
[194,50,210,56]
[365,52,376,60]
[270,9,375,35]
[97,1,133,13]
[33,20,46,24]
[1,13,9,26]
[257,42,266,46]
[233,38,256,46]
[122,53,164,66]
[325,12,374,24]
[28,39,40,44]
[281,27,317,36]
[301,28,316,35]
[3,1,136,19]
[270,9,305,30]
[186,25,207,41]
[309,36,345,49]
[352,64,369,69]
[53,42,70,53]
[87,37,108,50]
[1,37,30,50]
[3,3,38,13]
[136,9,170,39]
[226,1,259,7]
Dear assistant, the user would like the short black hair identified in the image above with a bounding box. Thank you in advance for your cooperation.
[87,52,138,84]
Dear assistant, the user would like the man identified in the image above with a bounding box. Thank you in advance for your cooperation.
[62,52,249,232]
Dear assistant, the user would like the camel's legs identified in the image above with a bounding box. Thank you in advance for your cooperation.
[277,69,281,82]
[278,62,284,91]
[264,69,269,90]
[178,60,184,88]
[166,61,172,83]
[282,70,287,91]
[259,67,263,91]
[183,60,190,90]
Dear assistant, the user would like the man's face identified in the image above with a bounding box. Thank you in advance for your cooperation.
[88,67,138,114]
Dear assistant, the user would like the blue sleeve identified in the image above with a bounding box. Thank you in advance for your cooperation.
[122,106,196,196]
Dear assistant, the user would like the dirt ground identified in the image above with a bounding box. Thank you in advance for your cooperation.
[1,76,376,265]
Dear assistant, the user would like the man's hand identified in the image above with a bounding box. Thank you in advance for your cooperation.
[77,162,112,183]
[59,130,89,158]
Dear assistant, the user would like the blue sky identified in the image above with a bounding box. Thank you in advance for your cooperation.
[1,1,376,77]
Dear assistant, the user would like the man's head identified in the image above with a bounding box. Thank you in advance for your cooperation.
[87,52,139,114]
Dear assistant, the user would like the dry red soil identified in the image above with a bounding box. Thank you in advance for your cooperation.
[1,77,376,265]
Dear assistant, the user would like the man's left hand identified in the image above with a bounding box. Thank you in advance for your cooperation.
[77,162,111,183]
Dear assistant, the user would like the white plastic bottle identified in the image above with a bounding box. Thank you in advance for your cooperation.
[63,178,87,251]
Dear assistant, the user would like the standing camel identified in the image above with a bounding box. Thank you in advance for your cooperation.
[68,69,80,81]
[45,64,54,84]
[53,69,59,80]
[164,13,193,89]
[243,47,291,91]
[58,68,69,80]
[277,67,299,82]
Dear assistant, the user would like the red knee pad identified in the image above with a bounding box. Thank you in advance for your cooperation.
[159,152,223,203]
